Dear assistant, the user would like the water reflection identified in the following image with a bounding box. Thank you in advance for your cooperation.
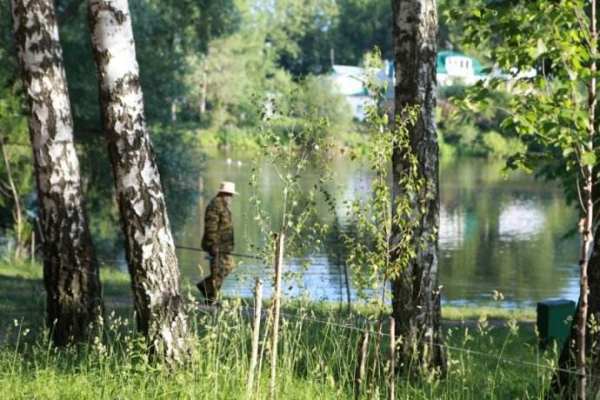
[438,159,579,306]
[498,201,545,240]
[439,207,466,250]
[171,156,580,307]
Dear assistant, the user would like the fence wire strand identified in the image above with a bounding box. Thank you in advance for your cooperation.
[3,257,587,380]
[223,303,589,379]
[2,289,591,380]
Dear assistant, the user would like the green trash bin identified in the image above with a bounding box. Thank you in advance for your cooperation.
[537,299,576,350]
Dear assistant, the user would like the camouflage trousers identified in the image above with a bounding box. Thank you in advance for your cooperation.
[199,253,234,304]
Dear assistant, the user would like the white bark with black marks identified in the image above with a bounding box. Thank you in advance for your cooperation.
[87,0,189,363]
[574,1,596,398]
[553,2,598,398]
[11,0,102,346]
[390,0,446,372]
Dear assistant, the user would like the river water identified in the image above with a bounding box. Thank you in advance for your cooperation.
[172,154,580,308]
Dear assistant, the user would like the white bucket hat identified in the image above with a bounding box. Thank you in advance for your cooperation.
[218,181,238,195]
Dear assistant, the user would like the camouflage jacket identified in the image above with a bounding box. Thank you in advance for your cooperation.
[201,195,234,254]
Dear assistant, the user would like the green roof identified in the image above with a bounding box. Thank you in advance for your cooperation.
[437,50,487,76]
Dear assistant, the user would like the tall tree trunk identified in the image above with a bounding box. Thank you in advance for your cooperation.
[87,0,189,363]
[584,228,600,398]
[575,3,596,395]
[554,223,600,399]
[199,63,207,117]
[389,0,445,372]
[11,0,102,346]
[551,2,597,398]
[575,147,594,400]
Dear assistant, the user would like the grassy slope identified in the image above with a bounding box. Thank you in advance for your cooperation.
[0,261,558,399]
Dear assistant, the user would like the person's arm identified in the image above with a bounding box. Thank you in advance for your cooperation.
[221,205,234,252]
[203,203,220,254]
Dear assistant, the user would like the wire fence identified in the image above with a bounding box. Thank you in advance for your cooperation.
[1,280,590,381]
[205,302,590,380]
[3,302,576,378]
[2,249,585,381]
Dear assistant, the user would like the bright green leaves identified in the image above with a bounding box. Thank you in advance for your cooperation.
[581,151,597,167]
[453,0,595,204]
[528,38,547,59]
[341,49,425,305]
[248,91,334,277]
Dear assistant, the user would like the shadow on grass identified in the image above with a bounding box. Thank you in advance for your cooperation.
[0,264,134,341]
[0,273,555,399]
[0,273,45,315]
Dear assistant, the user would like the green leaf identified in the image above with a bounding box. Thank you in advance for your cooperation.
[582,151,597,167]
[535,38,547,57]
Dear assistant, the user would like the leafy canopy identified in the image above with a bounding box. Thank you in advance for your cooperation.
[448,0,594,203]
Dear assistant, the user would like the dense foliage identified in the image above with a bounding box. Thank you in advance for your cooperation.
[447,0,591,205]
[0,0,515,257]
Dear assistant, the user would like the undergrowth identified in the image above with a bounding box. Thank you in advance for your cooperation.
[0,261,558,399]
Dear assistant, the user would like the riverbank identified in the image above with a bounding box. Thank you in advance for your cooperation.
[192,125,471,160]
[1,260,559,399]
[177,93,520,161]
[1,261,536,322]
[193,125,371,157]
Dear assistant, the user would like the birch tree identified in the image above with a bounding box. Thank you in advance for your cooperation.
[390,0,446,371]
[451,1,598,396]
[87,0,189,363]
[11,0,102,346]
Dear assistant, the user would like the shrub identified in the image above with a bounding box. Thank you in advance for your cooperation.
[482,131,526,158]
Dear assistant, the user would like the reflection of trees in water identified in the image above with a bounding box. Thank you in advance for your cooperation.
[153,128,205,231]
[78,134,120,259]
[439,159,578,304]
[176,155,578,304]
[323,216,351,305]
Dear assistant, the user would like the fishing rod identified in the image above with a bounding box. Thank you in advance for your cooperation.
[175,244,262,260]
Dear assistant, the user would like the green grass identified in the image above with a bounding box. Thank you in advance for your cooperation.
[187,124,371,158]
[0,260,559,399]
[196,127,263,154]
[443,306,535,322]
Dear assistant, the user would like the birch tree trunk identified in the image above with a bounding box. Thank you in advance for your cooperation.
[575,4,596,395]
[552,3,597,398]
[87,0,189,363]
[555,210,600,399]
[11,0,102,346]
[389,0,445,372]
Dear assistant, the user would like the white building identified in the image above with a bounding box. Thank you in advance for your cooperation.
[437,50,488,86]
[330,65,370,121]
[330,61,394,121]
[330,52,490,120]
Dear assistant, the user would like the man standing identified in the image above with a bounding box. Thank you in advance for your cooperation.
[197,181,237,304]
